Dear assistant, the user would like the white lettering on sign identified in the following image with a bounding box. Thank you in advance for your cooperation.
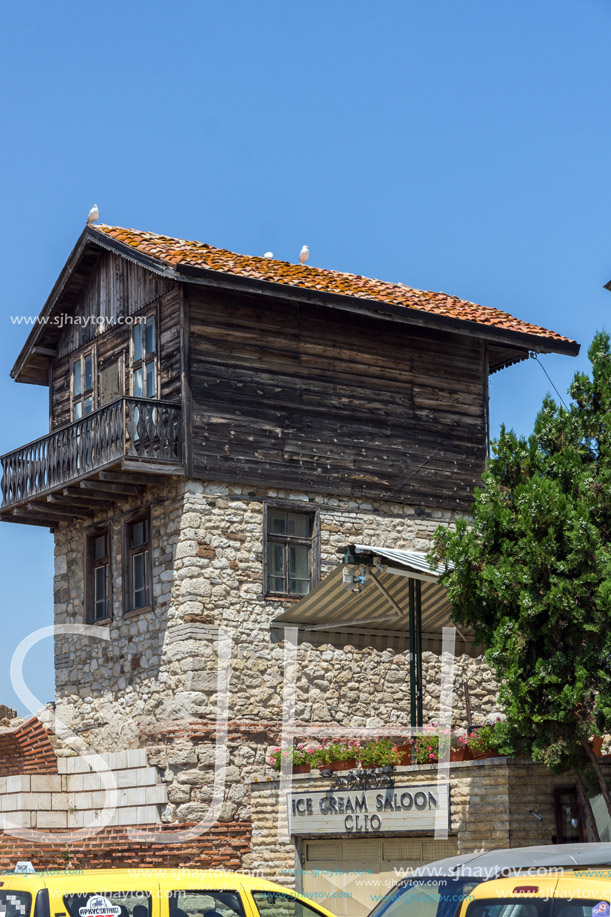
[288,784,449,835]
[79,897,122,917]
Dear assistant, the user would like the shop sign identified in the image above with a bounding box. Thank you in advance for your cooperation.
[288,783,449,835]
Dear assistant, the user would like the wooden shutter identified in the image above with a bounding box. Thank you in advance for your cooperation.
[99,357,122,406]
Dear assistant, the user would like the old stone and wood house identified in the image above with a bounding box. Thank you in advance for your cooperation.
[0,224,583,913]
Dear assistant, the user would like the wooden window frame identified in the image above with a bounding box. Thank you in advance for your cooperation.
[263,502,320,599]
[123,508,153,616]
[84,523,112,624]
[71,344,97,420]
[130,308,159,401]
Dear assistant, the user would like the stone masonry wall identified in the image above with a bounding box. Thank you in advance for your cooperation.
[52,478,502,830]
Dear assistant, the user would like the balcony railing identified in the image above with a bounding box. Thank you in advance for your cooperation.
[0,398,182,509]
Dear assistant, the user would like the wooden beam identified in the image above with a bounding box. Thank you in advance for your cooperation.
[97,470,166,487]
[27,502,92,519]
[5,512,57,528]
[48,494,115,511]
[32,346,57,358]
[80,480,142,496]
[63,487,118,503]
[121,460,184,476]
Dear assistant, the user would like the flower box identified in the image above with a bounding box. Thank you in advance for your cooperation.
[396,744,412,766]
[450,747,473,762]
[319,758,357,772]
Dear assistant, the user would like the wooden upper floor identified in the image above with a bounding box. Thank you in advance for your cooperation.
[0,224,579,526]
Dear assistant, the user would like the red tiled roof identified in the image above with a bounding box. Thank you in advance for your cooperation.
[94,225,575,346]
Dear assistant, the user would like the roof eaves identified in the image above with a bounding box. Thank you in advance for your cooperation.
[10,228,181,384]
[172,260,580,358]
[11,228,93,382]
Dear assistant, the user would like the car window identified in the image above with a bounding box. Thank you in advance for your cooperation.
[167,891,245,917]
[63,892,152,917]
[369,879,479,917]
[465,903,542,917]
[0,892,32,917]
[251,890,327,917]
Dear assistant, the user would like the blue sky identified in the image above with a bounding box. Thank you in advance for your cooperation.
[0,0,609,713]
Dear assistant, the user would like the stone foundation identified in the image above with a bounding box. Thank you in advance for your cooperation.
[53,479,500,753]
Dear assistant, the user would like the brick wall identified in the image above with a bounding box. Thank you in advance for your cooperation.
[0,821,252,871]
[0,717,57,777]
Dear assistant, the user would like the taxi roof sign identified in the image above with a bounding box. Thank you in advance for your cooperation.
[14,862,35,874]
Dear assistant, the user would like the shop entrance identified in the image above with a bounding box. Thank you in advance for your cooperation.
[300,836,458,917]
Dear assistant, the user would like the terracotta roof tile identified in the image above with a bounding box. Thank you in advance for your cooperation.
[94,225,575,346]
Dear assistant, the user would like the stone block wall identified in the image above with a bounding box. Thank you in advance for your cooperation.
[0,749,167,830]
[51,477,502,832]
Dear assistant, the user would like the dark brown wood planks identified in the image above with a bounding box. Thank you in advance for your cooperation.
[188,289,488,510]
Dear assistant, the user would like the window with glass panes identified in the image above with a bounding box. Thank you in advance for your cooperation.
[86,527,111,622]
[132,315,156,398]
[126,515,151,611]
[72,350,94,419]
[266,508,314,596]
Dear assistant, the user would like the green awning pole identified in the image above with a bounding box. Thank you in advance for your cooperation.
[409,578,416,728]
[416,579,423,727]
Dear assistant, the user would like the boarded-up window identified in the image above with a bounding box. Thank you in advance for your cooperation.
[99,357,122,406]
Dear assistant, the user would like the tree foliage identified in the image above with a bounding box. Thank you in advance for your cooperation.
[431,332,611,780]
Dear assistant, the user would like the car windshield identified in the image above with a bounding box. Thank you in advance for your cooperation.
[368,879,479,917]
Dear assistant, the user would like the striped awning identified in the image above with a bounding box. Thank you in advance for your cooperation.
[272,544,479,656]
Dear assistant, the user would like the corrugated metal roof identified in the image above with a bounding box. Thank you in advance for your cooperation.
[352,544,448,578]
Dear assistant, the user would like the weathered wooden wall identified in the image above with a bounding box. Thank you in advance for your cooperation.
[50,253,182,429]
[56,252,174,358]
[188,289,487,510]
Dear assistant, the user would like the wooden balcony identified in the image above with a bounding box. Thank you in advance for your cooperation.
[0,398,183,527]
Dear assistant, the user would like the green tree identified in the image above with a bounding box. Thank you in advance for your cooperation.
[431,332,611,838]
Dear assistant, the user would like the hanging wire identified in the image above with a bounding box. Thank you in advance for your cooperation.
[529,351,568,409]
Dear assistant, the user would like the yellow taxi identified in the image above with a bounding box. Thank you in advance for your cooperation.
[0,866,337,917]
[457,870,611,917]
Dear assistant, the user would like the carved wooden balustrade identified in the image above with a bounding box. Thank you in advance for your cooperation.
[0,398,182,508]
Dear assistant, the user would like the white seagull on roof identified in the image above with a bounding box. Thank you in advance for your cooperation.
[299,244,309,265]
[87,204,100,225]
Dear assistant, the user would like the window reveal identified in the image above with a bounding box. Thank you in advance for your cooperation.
[132,315,156,399]
[86,526,111,622]
[72,350,94,419]
[126,515,151,611]
[266,508,315,596]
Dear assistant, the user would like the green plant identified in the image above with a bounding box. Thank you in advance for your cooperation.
[431,332,611,831]
[467,720,514,756]
[412,725,440,764]
[317,739,361,766]
[359,739,400,768]
[268,743,321,772]
[451,732,469,750]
